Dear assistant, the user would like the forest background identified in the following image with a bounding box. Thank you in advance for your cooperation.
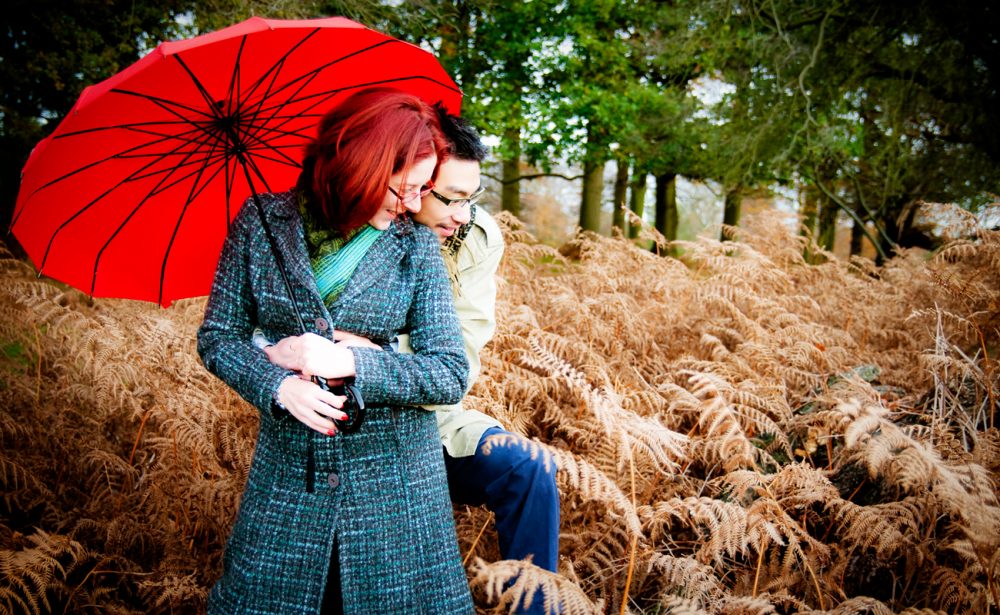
[1,1,999,614]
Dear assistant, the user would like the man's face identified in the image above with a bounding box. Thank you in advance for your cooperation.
[414,158,481,243]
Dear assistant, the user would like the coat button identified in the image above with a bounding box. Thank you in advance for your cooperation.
[327,472,339,489]
[315,317,329,332]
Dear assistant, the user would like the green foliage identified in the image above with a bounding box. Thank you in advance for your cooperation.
[5,0,997,248]
[702,0,1000,252]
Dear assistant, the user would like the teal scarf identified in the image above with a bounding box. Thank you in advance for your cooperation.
[312,224,383,305]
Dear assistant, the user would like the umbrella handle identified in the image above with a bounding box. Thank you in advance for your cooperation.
[316,377,366,433]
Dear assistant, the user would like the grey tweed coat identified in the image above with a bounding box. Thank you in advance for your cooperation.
[197,191,474,615]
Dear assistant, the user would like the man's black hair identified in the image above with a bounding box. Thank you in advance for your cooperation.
[434,103,489,163]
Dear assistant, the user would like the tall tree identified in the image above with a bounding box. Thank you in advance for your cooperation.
[556,0,642,232]
[620,0,717,243]
[703,0,1000,255]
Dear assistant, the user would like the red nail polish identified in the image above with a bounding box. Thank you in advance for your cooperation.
[327,429,336,436]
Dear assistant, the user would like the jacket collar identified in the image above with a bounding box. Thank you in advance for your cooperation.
[257,193,325,310]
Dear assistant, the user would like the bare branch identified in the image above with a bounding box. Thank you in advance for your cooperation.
[483,171,584,185]
[811,177,893,260]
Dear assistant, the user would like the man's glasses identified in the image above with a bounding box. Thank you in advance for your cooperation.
[429,186,486,208]
[388,183,434,203]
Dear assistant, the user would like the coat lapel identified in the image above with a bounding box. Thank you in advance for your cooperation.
[332,220,407,308]
[259,195,328,317]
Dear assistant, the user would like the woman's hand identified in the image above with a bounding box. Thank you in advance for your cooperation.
[277,376,348,435]
[264,332,357,380]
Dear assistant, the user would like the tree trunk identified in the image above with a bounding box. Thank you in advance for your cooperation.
[500,122,521,218]
[721,184,742,240]
[800,182,819,238]
[849,221,865,256]
[652,173,677,254]
[611,159,629,235]
[628,172,647,239]
[800,182,823,262]
[579,157,605,233]
[816,194,838,252]
[654,173,678,240]
[849,204,866,256]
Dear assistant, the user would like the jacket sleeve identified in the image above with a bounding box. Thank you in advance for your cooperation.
[349,227,469,407]
[397,224,504,412]
[451,228,504,390]
[197,199,296,428]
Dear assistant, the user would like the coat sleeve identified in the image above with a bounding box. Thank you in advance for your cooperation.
[349,227,469,407]
[197,199,296,428]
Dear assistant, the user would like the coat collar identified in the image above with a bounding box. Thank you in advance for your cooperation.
[260,192,411,318]
[257,192,325,310]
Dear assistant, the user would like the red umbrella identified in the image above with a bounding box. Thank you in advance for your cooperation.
[11,16,461,307]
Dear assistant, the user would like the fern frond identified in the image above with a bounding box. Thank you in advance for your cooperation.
[470,557,602,615]
[484,435,643,538]
[645,552,722,606]
[0,530,86,615]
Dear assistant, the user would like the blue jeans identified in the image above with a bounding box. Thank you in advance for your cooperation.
[444,427,560,614]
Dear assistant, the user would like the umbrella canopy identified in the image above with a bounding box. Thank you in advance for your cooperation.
[11,16,462,306]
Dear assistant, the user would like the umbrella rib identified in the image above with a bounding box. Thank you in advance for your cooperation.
[236,28,323,117]
[116,123,217,147]
[35,129,204,185]
[228,47,317,168]
[173,55,226,119]
[158,139,231,305]
[235,75,463,170]
[239,129,307,169]
[245,39,396,110]
[130,147,232,189]
[37,134,204,275]
[235,39,399,149]
[238,145,302,169]
[244,74,463,145]
[224,34,248,118]
[88,142,213,298]
[12,127,212,230]
[274,74,464,112]
[111,88,218,121]
[54,118,218,139]
[104,90,234,160]
[238,77,462,173]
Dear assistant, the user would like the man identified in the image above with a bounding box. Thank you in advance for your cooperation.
[408,109,560,584]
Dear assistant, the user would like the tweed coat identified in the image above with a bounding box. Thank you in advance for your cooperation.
[197,191,474,615]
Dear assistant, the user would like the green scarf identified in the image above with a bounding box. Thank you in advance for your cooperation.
[299,193,383,305]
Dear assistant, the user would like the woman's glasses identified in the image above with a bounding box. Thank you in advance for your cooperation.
[429,186,486,208]
[387,183,434,203]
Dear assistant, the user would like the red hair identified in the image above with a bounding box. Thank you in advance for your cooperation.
[297,88,448,235]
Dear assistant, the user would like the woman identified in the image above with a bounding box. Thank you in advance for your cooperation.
[197,88,474,615]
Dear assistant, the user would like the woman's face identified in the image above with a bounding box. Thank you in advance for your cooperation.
[368,155,437,230]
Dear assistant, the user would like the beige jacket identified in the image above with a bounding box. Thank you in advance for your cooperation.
[397,208,504,457]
